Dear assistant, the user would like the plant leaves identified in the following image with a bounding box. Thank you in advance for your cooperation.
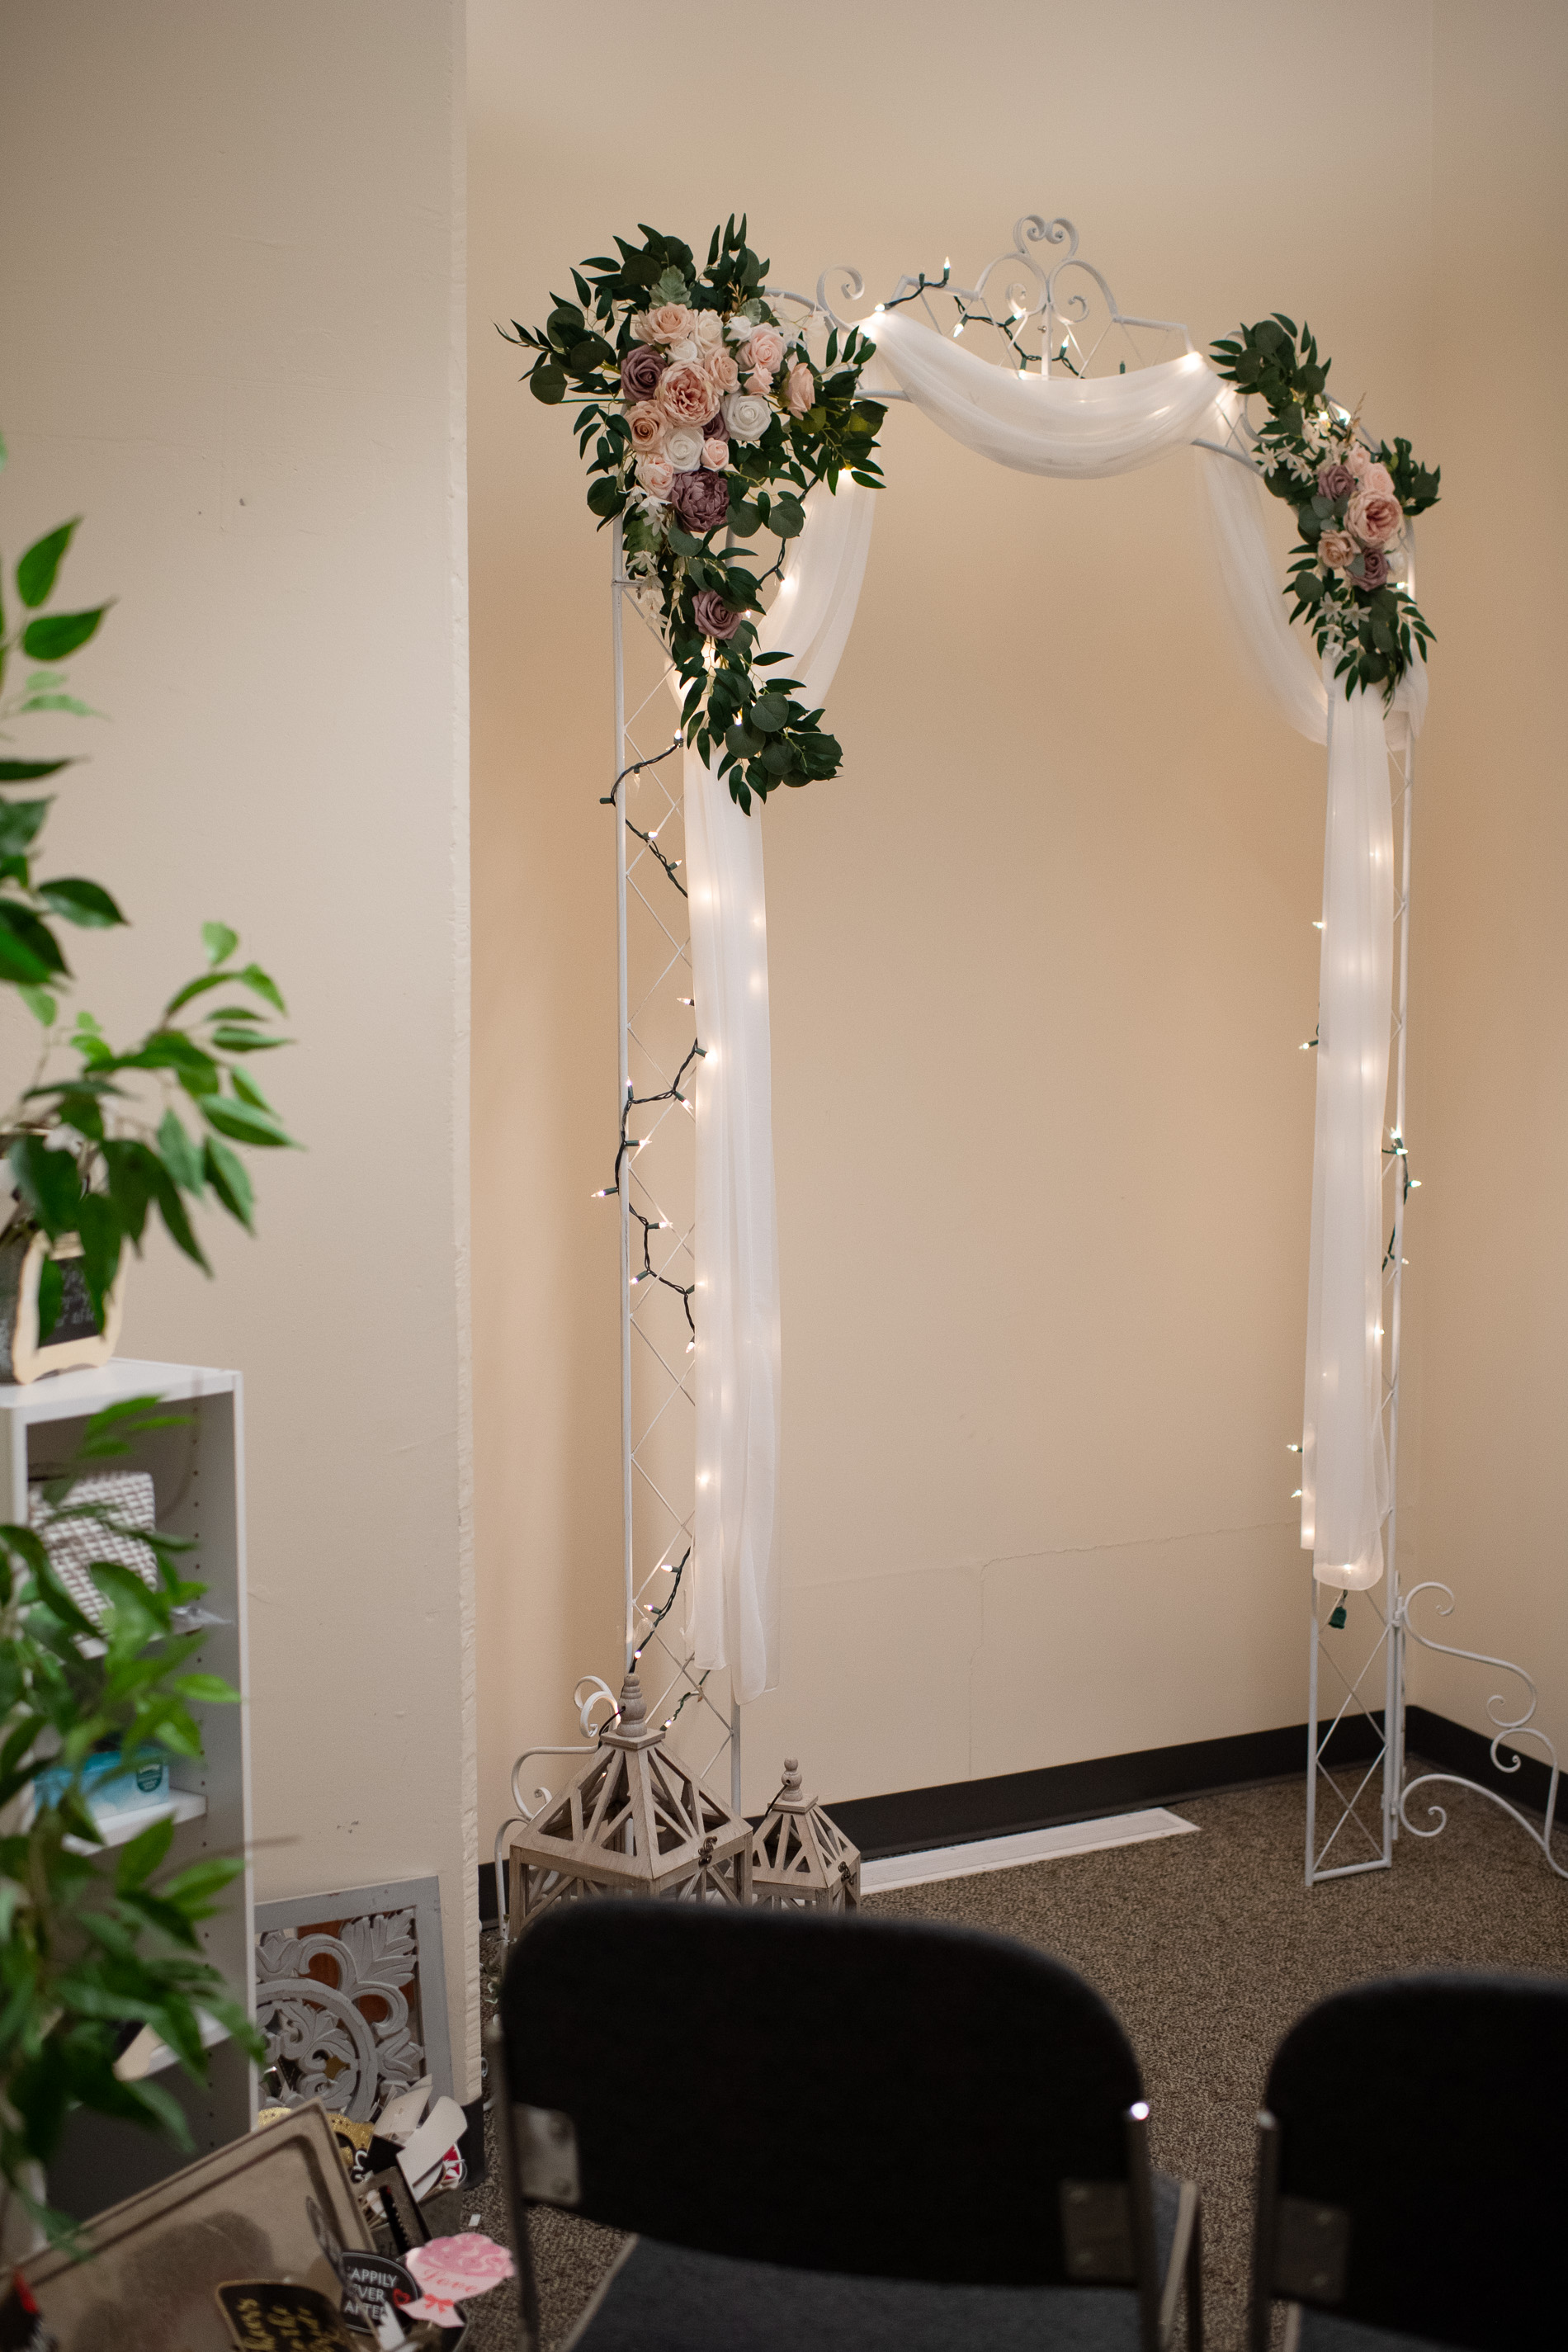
[21,607,108,662]
[201,921,238,966]
[16,521,79,609]
[37,877,125,929]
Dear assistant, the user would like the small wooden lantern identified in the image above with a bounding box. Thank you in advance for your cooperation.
[750,1758,862,1912]
[505,1672,751,1938]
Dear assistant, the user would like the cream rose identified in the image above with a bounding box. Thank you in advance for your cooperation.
[705,351,740,398]
[1318,529,1357,572]
[722,390,772,444]
[656,361,720,427]
[664,423,705,473]
[629,312,661,346]
[693,311,725,352]
[649,302,696,345]
[785,362,815,417]
[664,337,701,366]
[700,437,729,470]
[742,325,786,375]
[635,451,674,500]
[626,402,665,451]
[1348,489,1402,545]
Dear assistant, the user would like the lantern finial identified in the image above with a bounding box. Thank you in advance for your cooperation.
[751,1755,862,1911]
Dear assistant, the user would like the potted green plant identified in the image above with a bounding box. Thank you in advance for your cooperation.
[0,433,295,2243]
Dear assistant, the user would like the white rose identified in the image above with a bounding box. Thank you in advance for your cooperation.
[665,337,700,365]
[722,390,772,444]
[664,424,705,473]
[693,311,725,351]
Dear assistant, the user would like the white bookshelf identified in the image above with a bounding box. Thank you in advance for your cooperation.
[0,1361,256,2217]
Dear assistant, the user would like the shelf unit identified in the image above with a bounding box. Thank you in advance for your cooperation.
[0,1359,256,2219]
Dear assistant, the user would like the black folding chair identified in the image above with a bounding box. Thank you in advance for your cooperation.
[494,1898,1201,2352]
[1249,1971,1568,2352]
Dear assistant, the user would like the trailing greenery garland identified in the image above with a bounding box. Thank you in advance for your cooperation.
[1211,316,1438,701]
[503,219,886,812]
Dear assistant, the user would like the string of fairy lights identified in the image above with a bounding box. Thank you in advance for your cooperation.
[595,730,711,1731]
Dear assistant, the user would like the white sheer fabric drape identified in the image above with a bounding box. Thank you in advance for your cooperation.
[682,479,876,1700]
[1196,389,1424,1588]
[682,313,1427,1684]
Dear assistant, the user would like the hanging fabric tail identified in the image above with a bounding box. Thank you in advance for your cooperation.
[683,478,876,1702]
[1300,673,1394,1589]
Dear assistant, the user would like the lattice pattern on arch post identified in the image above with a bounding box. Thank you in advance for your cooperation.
[609,539,739,1810]
[1305,732,1416,1883]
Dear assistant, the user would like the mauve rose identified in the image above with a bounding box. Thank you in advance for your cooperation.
[1355,547,1391,591]
[1348,489,1402,545]
[626,401,665,451]
[706,351,740,397]
[1318,529,1357,572]
[635,451,674,500]
[743,324,786,375]
[664,424,705,473]
[701,413,727,440]
[722,390,772,444]
[785,362,815,418]
[700,438,729,471]
[655,361,717,427]
[669,467,730,533]
[1318,461,1356,502]
[692,588,740,640]
[649,302,696,344]
[621,346,666,400]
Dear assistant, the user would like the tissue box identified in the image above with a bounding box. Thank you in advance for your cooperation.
[35,1747,170,1817]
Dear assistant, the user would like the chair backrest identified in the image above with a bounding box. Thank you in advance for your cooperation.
[1255,1972,1568,2352]
[497,1897,1146,2288]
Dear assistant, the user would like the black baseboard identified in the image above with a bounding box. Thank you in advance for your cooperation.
[476,1704,1556,1914]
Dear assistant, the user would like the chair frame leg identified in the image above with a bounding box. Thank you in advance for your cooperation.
[1249,2110,1280,2352]
[489,2018,543,2352]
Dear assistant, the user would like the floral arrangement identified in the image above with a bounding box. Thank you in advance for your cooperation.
[503,219,885,811]
[1211,316,1439,699]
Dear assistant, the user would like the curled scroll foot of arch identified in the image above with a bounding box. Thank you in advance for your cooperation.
[1396,1581,1567,1881]
[493,1674,626,1941]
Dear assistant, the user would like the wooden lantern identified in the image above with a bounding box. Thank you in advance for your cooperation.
[750,1758,861,1912]
[505,1671,751,1938]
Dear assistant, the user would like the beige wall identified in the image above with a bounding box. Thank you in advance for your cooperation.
[0,3,479,2091]
[470,0,1457,1829]
[1404,2,1568,1759]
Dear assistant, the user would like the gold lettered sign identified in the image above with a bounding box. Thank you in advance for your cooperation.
[215,2281,357,2351]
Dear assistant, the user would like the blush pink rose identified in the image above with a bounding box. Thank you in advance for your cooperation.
[649,302,696,344]
[626,401,665,451]
[700,438,729,470]
[635,451,674,499]
[655,361,717,427]
[742,325,786,375]
[629,312,661,346]
[785,362,815,417]
[1318,529,1357,572]
[1348,489,1402,545]
[1362,462,1396,501]
[1345,442,1375,480]
[744,369,773,400]
[705,351,740,397]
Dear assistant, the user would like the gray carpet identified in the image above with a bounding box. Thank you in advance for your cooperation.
[458,1773,1568,2350]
